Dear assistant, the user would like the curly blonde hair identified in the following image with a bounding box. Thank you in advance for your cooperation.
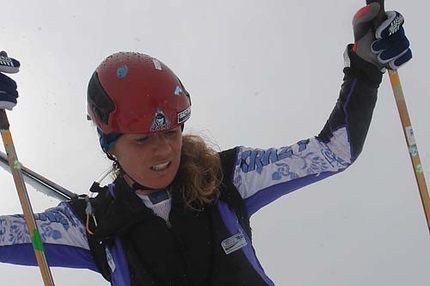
[175,134,223,209]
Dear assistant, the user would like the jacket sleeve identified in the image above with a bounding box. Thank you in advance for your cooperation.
[0,201,99,272]
[230,45,383,217]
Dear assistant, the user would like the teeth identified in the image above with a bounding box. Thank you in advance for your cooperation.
[152,162,170,171]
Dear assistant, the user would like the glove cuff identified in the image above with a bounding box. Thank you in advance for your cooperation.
[344,44,383,88]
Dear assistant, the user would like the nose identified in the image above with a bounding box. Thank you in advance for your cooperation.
[151,133,172,156]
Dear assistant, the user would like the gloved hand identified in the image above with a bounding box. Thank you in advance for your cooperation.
[0,51,20,110]
[352,3,412,71]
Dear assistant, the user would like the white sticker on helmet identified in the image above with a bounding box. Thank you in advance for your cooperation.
[152,59,162,71]
[177,106,191,124]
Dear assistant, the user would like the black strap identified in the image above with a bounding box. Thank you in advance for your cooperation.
[67,186,113,282]
[219,148,252,240]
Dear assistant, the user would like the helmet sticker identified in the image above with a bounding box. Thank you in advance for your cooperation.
[116,65,128,79]
[177,106,191,125]
[174,85,184,96]
[152,59,162,71]
[150,109,171,132]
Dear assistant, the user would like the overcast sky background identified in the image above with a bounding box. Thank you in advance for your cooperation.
[1,0,430,285]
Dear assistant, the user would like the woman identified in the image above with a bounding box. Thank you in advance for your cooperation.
[0,4,412,286]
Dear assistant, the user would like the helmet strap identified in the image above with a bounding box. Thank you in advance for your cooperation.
[116,162,158,192]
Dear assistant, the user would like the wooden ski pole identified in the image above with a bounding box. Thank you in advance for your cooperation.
[367,0,430,233]
[0,109,55,285]
[388,70,430,232]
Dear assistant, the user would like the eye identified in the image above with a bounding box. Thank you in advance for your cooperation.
[164,129,181,138]
[135,136,149,143]
[167,130,178,136]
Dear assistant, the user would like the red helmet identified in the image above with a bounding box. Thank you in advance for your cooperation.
[87,52,191,134]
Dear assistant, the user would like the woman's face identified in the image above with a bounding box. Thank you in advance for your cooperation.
[110,127,182,192]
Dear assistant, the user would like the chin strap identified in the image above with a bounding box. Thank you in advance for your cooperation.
[120,166,158,192]
[105,155,156,192]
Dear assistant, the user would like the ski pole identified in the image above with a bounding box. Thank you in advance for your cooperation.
[366,0,430,233]
[0,150,77,200]
[0,109,55,284]
[388,70,430,232]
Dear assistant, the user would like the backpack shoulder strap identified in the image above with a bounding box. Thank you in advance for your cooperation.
[67,183,114,282]
[219,148,252,240]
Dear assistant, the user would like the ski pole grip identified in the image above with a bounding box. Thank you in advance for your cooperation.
[366,0,386,27]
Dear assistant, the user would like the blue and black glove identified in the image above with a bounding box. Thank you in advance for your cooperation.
[352,3,412,71]
[0,51,20,110]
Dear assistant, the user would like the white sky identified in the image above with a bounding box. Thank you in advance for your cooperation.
[1,0,430,285]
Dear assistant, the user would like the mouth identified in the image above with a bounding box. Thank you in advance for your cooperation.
[150,161,171,171]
